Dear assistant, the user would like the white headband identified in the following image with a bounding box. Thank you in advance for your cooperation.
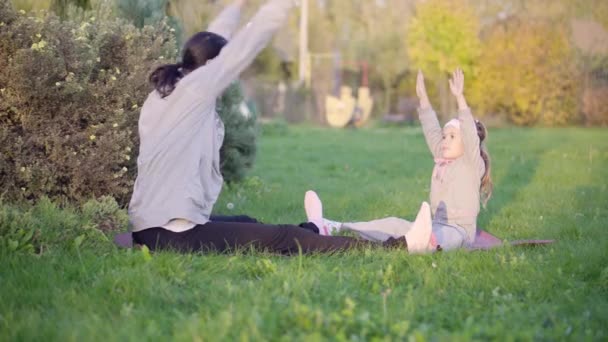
[444,118,460,130]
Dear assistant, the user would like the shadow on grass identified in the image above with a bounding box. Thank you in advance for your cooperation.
[477,130,563,235]
[568,185,607,240]
[561,184,608,295]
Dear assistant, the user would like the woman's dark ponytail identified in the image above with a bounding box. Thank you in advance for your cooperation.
[148,31,227,98]
[149,62,183,98]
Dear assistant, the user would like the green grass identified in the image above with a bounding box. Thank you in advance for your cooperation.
[1,126,607,341]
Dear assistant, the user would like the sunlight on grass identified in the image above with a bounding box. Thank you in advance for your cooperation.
[1,127,606,340]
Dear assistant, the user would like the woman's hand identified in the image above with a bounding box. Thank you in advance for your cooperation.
[416,70,431,110]
[449,68,468,110]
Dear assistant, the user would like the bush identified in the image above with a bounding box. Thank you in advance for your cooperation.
[470,17,580,125]
[81,195,129,232]
[0,0,258,206]
[0,197,125,255]
[0,203,40,254]
[0,0,177,205]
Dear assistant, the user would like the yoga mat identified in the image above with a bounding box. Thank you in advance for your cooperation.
[113,230,554,250]
[467,229,554,250]
[114,232,133,248]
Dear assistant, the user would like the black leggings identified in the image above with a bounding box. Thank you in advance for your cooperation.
[132,215,407,255]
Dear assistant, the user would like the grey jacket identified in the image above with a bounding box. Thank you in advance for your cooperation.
[129,0,293,232]
[419,107,485,243]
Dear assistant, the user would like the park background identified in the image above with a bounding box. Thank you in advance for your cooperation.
[1,0,607,340]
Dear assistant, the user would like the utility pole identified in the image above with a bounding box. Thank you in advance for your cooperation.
[298,0,310,87]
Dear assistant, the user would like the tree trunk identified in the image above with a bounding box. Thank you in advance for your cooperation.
[383,78,393,115]
[438,74,449,122]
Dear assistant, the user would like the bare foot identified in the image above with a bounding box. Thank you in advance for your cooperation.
[405,202,433,254]
[429,232,438,250]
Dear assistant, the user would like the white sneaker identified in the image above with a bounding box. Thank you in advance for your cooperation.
[304,190,327,235]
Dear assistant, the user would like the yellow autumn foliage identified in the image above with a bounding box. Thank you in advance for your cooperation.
[10,0,51,12]
[469,18,580,125]
[407,0,480,81]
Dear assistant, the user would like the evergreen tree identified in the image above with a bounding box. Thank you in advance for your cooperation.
[217,83,258,183]
[51,0,90,17]
[115,0,167,28]
[115,0,183,43]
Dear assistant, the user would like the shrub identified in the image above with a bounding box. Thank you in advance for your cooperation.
[1,0,258,206]
[0,0,178,205]
[81,195,129,232]
[0,203,40,254]
[0,197,122,255]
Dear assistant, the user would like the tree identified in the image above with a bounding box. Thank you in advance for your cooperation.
[470,17,580,125]
[217,83,257,183]
[51,0,90,17]
[339,0,413,115]
[407,0,481,118]
[10,0,52,12]
[116,0,170,27]
[11,0,90,15]
[295,0,414,119]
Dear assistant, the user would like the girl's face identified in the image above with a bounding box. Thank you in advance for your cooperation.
[441,126,464,159]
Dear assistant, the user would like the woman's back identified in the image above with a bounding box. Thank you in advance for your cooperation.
[129,0,295,232]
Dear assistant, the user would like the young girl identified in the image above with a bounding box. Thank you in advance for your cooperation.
[128,0,425,255]
[304,68,493,253]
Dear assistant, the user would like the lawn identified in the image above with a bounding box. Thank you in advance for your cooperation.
[1,126,607,341]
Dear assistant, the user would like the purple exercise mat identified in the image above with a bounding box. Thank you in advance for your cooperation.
[114,232,133,248]
[466,229,554,250]
[113,230,554,250]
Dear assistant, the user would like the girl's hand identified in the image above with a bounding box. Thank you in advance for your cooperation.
[449,68,468,110]
[449,68,464,97]
[416,70,431,109]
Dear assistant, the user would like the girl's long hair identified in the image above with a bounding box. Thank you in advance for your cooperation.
[149,31,228,98]
[476,120,493,206]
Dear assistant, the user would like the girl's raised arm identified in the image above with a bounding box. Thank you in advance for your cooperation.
[450,68,484,174]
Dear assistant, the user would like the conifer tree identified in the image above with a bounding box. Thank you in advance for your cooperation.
[217,83,258,183]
